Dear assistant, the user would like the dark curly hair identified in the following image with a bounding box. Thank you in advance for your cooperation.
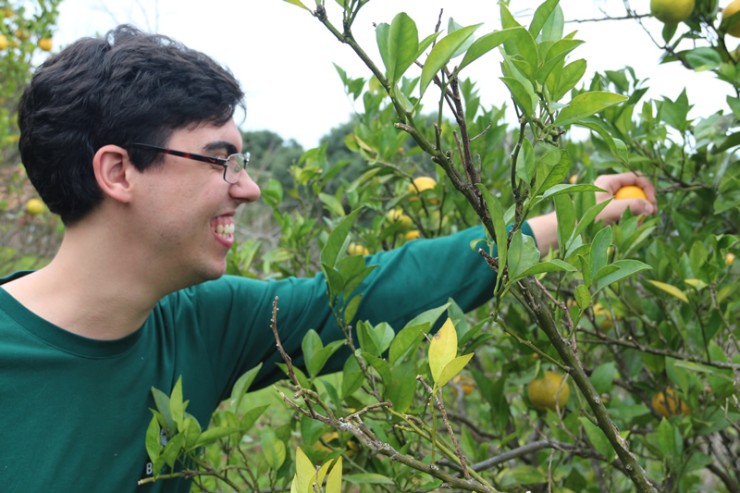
[18,24,244,225]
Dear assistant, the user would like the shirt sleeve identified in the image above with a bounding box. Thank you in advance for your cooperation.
[173,222,534,398]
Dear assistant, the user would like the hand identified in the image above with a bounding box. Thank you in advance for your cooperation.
[594,172,657,225]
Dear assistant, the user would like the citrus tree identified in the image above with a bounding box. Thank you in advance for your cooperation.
[0,0,62,274]
[143,1,738,492]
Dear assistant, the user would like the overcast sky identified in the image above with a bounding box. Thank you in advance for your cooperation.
[53,0,731,149]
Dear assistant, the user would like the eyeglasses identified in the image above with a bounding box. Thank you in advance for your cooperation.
[130,143,250,184]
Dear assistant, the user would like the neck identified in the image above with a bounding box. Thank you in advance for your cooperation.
[3,214,191,340]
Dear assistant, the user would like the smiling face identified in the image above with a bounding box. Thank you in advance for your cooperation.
[131,120,260,286]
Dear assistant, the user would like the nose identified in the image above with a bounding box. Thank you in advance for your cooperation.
[229,170,261,203]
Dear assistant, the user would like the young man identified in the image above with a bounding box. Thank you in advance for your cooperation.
[0,25,655,492]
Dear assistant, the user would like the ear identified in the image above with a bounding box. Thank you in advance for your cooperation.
[92,145,135,203]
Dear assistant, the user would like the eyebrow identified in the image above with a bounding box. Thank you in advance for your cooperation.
[202,140,239,156]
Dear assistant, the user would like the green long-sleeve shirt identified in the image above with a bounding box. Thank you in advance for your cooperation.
[0,223,532,492]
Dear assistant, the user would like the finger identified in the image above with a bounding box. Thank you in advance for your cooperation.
[596,198,656,225]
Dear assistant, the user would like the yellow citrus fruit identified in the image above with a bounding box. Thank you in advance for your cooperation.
[452,374,475,396]
[0,34,8,50]
[386,208,413,229]
[527,371,570,411]
[4,7,12,18]
[724,0,740,37]
[404,230,421,241]
[25,198,45,215]
[614,185,648,200]
[347,242,370,256]
[408,176,436,194]
[652,387,690,418]
[650,0,695,23]
[592,303,614,330]
[38,37,52,52]
[568,174,578,184]
[15,28,31,41]
[725,252,735,266]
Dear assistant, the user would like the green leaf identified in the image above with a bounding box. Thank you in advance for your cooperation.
[579,417,615,462]
[151,387,174,434]
[659,89,691,132]
[357,321,394,357]
[594,259,651,292]
[145,416,162,464]
[283,0,310,10]
[501,76,536,119]
[376,22,391,80]
[647,280,689,304]
[549,58,587,102]
[341,355,364,398]
[554,91,628,126]
[574,284,591,310]
[344,473,396,485]
[516,138,535,183]
[388,323,426,366]
[318,192,345,217]
[591,362,617,394]
[421,23,481,96]
[538,39,583,84]
[459,28,522,72]
[320,209,360,269]
[261,429,287,470]
[343,294,363,324]
[170,377,185,429]
[517,259,577,278]
[657,418,683,461]
[477,185,508,291]
[533,149,571,196]
[529,0,561,39]
[384,361,417,412]
[194,424,240,448]
[554,195,576,255]
[387,13,419,85]
[681,47,722,71]
[590,226,612,280]
[508,229,541,281]
[230,363,263,410]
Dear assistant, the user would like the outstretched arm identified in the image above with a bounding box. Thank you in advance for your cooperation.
[527,173,657,256]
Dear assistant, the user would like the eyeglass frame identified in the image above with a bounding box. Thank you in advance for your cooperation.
[129,143,250,184]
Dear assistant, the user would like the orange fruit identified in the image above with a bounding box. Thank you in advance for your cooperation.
[404,230,421,241]
[38,37,52,52]
[614,185,648,200]
[386,208,413,229]
[650,0,695,23]
[347,242,370,256]
[527,371,570,411]
[723,0,740,37]
[726,253,735,266]
[0,34,8,50]
[408,176,436,193]
[25,198,45,215]
[652,387,690,417]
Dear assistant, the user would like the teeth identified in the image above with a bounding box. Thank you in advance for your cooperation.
[215,222,235,238]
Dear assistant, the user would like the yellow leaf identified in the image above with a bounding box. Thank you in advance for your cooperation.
[437,353,474,388]
[684,278,707,290]
[429,318,457,384]
[292,447,314,493]
[326,456,343,493]
[648,280,689,303]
